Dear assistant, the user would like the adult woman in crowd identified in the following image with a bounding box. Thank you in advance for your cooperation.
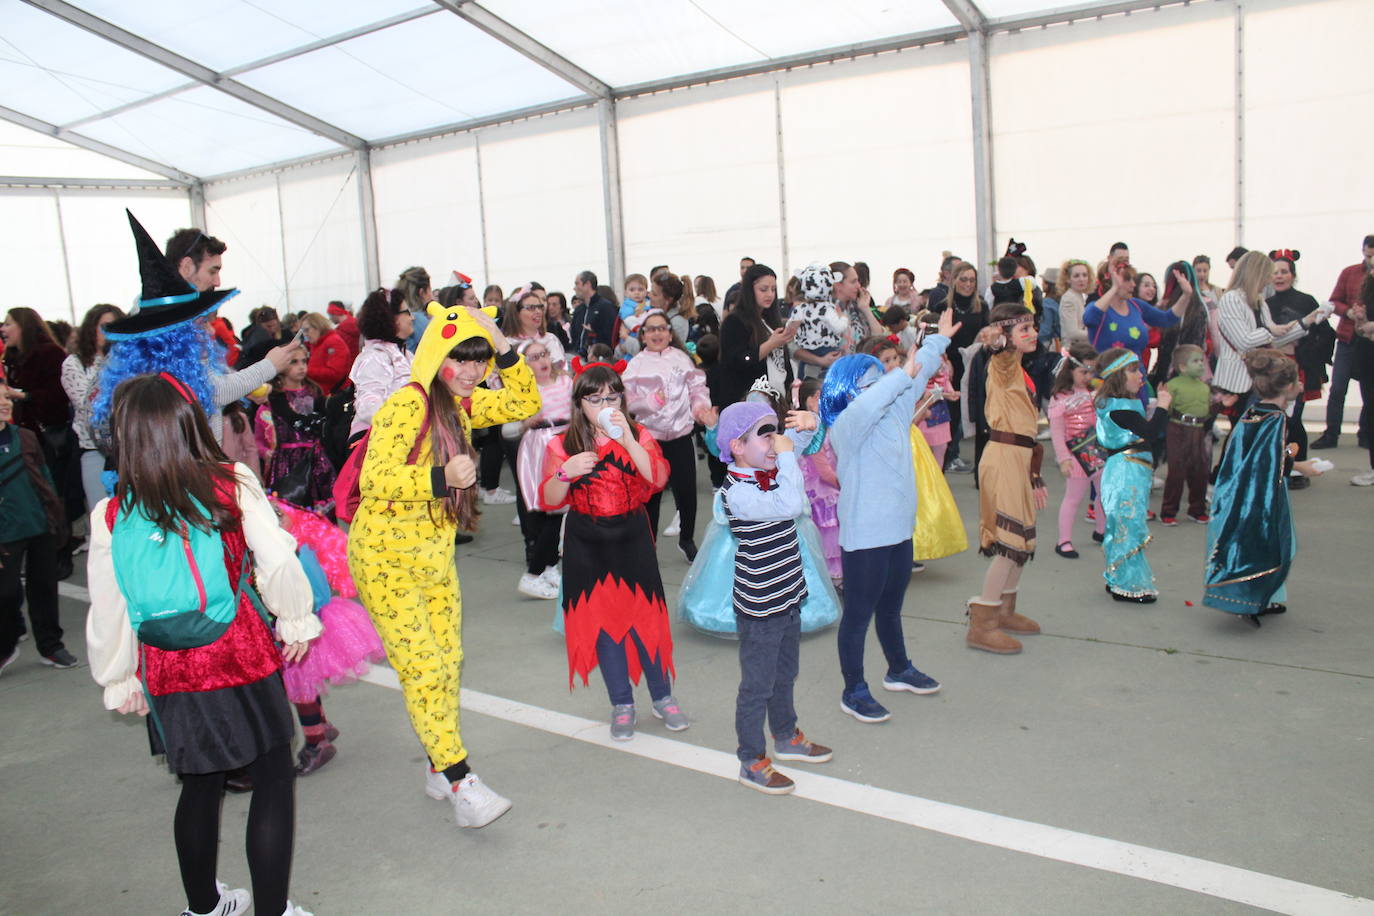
[1149,262,1211,389]
[886,267,919,310]
[1266,250,1329,473]
[545,292,572,350]
[694,276,718,315]
[299,312,350,394]
[716,263,795,408]
[1213,251,1319,398]
[663,274,697,344]
[501,286,567,368]
[348,288,414,439]
[830,261,884,355]
[59,303,123,511]
[397,266,433,351]
[1084,262,1188,372]
[933,260,988,472]
[1193,254,1222,305]
[3,307,71,435]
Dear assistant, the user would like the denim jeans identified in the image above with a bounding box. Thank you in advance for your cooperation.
[596,629,671,706]
[735,608,800,762]
[798,346,838,380]
[837,540,914,691]
[1324,341,1369,440]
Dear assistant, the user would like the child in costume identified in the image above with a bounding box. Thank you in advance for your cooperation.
[86,374,319,916]
[1204,350,1323,626]
[1159,344,1216,525]
[821,307,955,724]
[716,401,834,795]
[797,379,842,585]
[1095,347,1171,603]
[968,304,1047,654]
[677,397,840,636]
[916,351,957,468]
[540,363,686,742]
[260,350,334,513]
[1047,341,1104,558]
[512,338,572,600]
[273,499,384,776]
[348,303,538,830]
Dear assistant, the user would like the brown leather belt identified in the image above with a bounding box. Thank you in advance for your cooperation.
[1169,411,1207,428]
[987,430,1037,449]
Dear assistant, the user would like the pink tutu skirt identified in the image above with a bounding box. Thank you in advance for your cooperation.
[281,598,386,703]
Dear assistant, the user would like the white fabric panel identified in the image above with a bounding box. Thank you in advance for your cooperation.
[990,5,1235,288]
[73,0,426,73]
[618,77,780,296]
[277,158,366,314]
[0,192,70,318]
[974,0,1062,18]
[371,133,484,293]
[483,0,958,88]
[77,86,342,179]
[0,1,186,125]
[1241,0,1374,297]
[480,109,607,294]
[236,14,582,141]
[204,172,288,329]
[0,121,167,179]
[780,47,977,304]
[58,192,191,318]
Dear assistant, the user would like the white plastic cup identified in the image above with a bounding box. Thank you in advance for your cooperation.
[597,406,624,439]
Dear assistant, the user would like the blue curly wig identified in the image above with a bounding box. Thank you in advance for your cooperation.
[92,325,220,426]
[818,353,882,427]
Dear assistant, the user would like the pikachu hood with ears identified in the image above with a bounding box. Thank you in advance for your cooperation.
[411,302,499,389]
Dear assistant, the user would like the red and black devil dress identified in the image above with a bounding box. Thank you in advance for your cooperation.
[541,427,674,689]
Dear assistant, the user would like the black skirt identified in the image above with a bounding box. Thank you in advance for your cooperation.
[146,672,295,775]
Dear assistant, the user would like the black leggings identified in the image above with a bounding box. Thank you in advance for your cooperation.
[478,428,514,491]
[646,434,698,543]
[523,510,563,574]
[176,744,295,916]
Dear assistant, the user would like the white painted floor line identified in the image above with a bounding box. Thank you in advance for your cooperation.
[358,666,1372,916]
[58,582,90,603]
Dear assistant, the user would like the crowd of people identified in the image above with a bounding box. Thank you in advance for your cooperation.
[1,209,1371,916]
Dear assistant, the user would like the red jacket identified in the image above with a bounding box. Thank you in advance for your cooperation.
[1329,262,1366,344]
[335,315,360,360]
[307,330,351,393]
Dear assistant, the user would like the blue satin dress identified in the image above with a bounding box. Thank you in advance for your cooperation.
[1204,402,1293,617]
[1097,398,1158,599]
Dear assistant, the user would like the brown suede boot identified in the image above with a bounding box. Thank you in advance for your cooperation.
[998,589,1040,635]
[966,598,1022,654]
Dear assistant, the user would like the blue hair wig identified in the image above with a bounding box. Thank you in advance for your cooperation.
[92,325,217,427]
[818,353,882,427]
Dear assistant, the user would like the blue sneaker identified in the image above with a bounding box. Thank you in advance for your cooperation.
[882,665,941,695]
[840,683,891,723]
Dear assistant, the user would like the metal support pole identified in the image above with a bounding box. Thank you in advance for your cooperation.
[474,133,491,284]
[1233,0,1245,248]
[189,181,207,230]
[52,190,76,321]
[968,30,997,274]
[355,148,380,292]
[773,77,790,274]
[274,172,291,310]
[597,98,626,291]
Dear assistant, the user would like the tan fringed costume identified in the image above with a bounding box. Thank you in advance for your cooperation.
[977,349,1043,565]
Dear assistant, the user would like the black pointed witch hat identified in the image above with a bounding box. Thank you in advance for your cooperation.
[104,209,239,340]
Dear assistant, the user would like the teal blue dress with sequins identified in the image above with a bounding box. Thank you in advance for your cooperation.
[1096,397,1160,598]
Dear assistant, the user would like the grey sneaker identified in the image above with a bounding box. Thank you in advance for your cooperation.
[40,647,80,669]
[946,456,974,474]
[610,704,636,741]
[651,695,689,731]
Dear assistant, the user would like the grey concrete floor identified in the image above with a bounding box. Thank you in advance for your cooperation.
[2,438,1372,916]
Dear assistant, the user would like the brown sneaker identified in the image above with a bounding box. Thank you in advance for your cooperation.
[739,756,795,795]
[773,729,833,763]
[294,741,337,777]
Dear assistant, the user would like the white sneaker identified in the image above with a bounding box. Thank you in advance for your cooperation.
[539,565,561,587]
[181,881,250,916]
[663,510,681,537]
[280,903,314,916]
[517,573,559,599]
[1151,475,1165,490]
[452,773,512,828]
[424,766,451,801]
[512,514,522,526]
[481,487,516,505]
[0,644,19,677]
[1352,470,1374,487]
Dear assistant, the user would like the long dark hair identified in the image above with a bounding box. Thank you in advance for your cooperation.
[563,365,639,456]
[111,374,238,536]
[4,307,59,357]
[1050,340,1098,397]
[425,336,491,529]
[734,264,781,349]
[75,304,125,367]
[1161,261,1207,345]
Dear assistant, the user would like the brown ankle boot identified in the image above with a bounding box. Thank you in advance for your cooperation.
[998,589,1040,635]
[966,598,1022,654]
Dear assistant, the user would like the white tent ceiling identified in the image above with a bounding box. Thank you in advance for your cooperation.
[0,0,1206,182]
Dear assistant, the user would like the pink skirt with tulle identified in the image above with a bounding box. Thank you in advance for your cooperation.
[281,598,385,703]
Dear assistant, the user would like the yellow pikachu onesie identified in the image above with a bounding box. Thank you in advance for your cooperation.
[348,303,539,775]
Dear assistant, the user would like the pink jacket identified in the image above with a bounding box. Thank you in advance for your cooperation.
[622,347,710,441]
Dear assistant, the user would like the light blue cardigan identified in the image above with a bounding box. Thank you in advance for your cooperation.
[829,334,950,552]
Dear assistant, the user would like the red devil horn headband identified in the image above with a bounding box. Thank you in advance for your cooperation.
[571,357,627,377]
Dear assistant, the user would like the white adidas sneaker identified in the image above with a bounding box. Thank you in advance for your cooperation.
[180,881,250,916]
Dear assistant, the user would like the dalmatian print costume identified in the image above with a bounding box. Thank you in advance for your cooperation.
[791,263,850,352]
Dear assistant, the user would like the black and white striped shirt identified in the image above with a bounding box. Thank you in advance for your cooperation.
[720,460,809,618]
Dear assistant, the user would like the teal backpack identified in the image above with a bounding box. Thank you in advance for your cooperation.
[109,497,269,651]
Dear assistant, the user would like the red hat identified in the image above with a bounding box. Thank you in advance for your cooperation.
[326,302,349,318]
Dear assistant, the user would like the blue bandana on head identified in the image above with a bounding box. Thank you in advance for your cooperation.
[818,353,883,427]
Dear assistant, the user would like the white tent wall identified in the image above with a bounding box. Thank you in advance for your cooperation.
[618,76,783,299]
[778,44,978,301]
[276,157,366,315]
[990,3,1236,289]
[204,172,288,332]
[1241,0,1374,293]
[0,188,189,322]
